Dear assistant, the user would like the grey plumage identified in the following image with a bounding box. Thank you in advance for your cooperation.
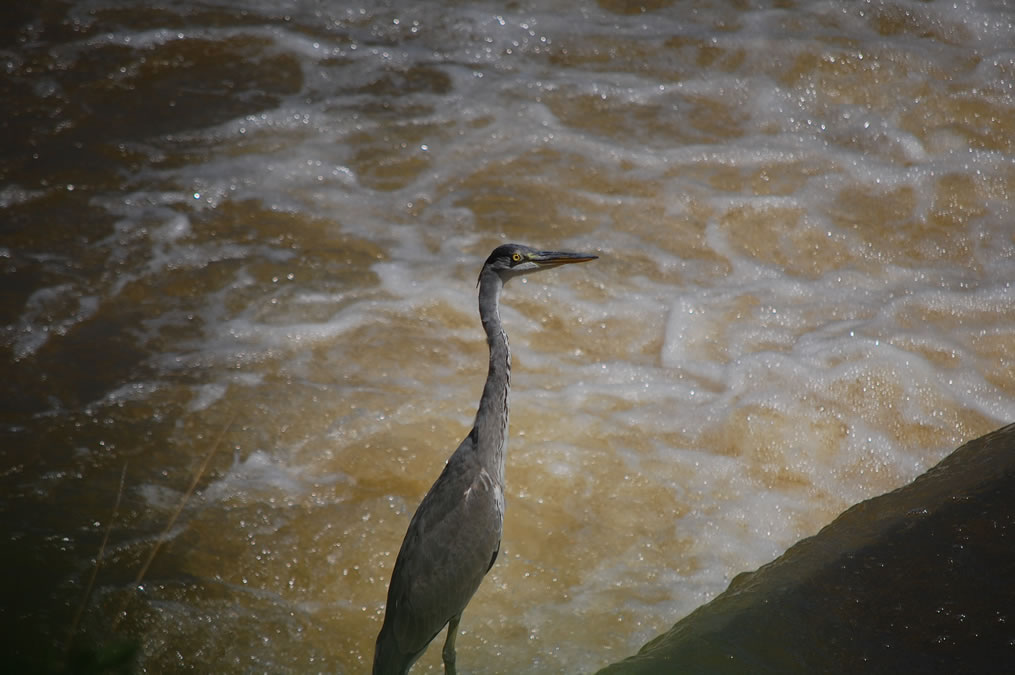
[372,244,597,675]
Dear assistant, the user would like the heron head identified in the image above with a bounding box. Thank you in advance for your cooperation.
[480,244,597,284]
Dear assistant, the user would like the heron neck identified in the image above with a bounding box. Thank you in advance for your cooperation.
[476,268,510,480]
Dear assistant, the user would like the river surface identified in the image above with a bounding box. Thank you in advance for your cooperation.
[3,1,1014,673]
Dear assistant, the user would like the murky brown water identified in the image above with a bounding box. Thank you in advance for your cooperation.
[3,1,1014,673]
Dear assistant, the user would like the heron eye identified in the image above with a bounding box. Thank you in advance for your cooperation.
[511,253,522,263]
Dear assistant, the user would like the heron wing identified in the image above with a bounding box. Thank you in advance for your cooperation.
[383,430,505,658]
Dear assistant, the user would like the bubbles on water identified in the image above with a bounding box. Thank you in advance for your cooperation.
[7,0,1015,673]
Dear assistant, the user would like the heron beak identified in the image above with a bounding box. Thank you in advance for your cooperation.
[529,251,599,268]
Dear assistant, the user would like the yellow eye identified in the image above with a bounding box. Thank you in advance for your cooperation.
[511,253,522,262]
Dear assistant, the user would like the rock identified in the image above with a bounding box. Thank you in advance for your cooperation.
[598,423,1015,674]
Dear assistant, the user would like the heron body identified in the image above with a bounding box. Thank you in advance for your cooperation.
[372,244,597,675]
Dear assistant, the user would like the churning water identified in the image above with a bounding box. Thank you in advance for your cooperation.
[3,0,1014,672]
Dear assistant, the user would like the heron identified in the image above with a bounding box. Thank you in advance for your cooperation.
[372,244,597,675]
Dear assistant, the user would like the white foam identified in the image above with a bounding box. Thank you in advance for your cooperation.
[187,383,228,412]
[10,285,99,360]
[200,450,310,506]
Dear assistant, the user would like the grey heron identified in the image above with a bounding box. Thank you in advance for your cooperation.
[372,244,597,674]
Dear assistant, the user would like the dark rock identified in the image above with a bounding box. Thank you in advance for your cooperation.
[599,423,1015,674]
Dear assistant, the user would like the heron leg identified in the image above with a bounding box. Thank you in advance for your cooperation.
[442,614,461,675]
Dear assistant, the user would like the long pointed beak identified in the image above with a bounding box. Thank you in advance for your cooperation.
[530,250,599,268]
